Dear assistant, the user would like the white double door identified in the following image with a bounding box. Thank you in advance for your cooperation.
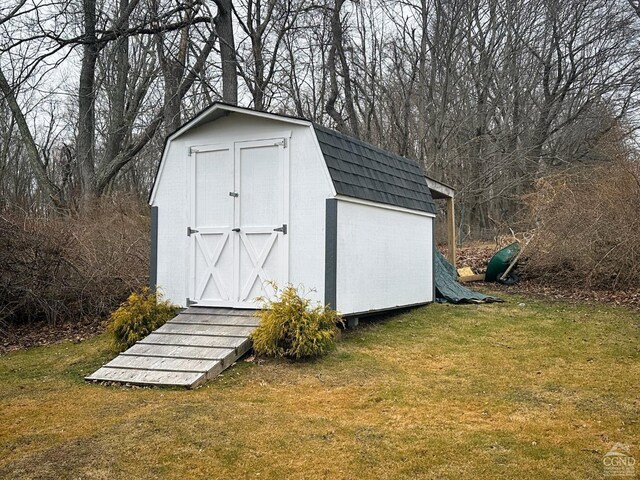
[189,138,288,308]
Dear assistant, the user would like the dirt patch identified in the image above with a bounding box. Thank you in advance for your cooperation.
[489,280,640,309]
[1,317,106,354]
[441,241,640,308]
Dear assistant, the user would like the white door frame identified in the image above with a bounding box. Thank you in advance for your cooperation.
[188,137,290,308]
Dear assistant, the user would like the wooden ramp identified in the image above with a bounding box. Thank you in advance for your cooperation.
[86,308,258,388]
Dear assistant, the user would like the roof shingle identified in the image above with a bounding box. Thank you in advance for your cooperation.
[313,124,436,214]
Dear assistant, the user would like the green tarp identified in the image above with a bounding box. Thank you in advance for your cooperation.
[434,251,502,304]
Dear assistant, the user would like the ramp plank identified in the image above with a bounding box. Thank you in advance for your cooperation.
[169,315,260,327]
[123,344,235,361]
[138,333,248,348]
[86,367,205,387]
[184,307,256,317]
[105,355,219,373]
[155,323,255,337]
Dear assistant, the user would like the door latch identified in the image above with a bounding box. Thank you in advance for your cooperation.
[232,228,241,232]
[229,191,239,197]
[187,227,199,236]
[273,224,287,234]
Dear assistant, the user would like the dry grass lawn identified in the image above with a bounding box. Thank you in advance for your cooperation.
[1,293,638,479]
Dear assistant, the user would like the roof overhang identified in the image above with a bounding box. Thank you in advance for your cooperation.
[425,176,455,199]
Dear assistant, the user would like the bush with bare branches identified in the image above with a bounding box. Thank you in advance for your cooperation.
[0,197,149,326]
[524,159,640,290]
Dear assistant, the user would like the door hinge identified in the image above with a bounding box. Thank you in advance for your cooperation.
[187,226,199,236]
[188,146,195,156]
[273,224,288,234]
[275,138,287,148]
[186,298,198,307]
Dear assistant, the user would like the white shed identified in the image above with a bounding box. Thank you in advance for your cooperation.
[149,103,438,317]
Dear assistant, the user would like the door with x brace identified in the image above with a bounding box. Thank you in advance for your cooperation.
[189,139,288,308]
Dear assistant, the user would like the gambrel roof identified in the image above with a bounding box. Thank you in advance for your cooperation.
[152,102,441,214]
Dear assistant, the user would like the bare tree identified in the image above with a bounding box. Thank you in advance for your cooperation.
[1,0,217,206]
[0,68,64,207]
[1,0,638,236]
[325,0,359,135]
[233,0,305,110]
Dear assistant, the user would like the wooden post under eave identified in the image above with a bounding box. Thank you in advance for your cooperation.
[447,197,456,267]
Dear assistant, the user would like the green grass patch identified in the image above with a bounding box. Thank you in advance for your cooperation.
[1,292,638,479]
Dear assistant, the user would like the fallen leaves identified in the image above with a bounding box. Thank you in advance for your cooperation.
[489,279,640,308]
[1,317,106,354]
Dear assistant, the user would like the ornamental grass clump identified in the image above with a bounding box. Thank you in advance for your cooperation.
[108,288,179,352]
[251,283,342,359]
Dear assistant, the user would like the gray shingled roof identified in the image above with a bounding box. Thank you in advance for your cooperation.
[313,124,437,214]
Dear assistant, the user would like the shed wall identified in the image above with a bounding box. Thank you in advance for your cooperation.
[153,138,188,304]
[335,199,434,314]
[152,113,332,306]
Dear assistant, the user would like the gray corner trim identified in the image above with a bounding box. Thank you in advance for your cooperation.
[432,216,436,302]
[150,206,159,291]
[325,198,338,309]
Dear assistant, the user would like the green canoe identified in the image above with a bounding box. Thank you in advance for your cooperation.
[485,242,521,282]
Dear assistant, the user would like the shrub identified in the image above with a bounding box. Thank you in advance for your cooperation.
[0,196,149,327]
[523,158,640,290]
[108,288,179,352]
[251,284,343,359]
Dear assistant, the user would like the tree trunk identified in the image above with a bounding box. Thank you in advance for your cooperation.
[104,0,130,166]
[214,0,238,104]
[325,0,358,136]
[157,24,188,133]
[76,0,99,204]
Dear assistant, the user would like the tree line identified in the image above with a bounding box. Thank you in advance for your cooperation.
[1,0,639,237]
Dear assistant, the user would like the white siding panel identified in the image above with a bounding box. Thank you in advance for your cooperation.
[286,126,330,305]
[154,140,189,305]
[335,200,433,314]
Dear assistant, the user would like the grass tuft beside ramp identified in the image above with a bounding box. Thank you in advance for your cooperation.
[1,293,638,479]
